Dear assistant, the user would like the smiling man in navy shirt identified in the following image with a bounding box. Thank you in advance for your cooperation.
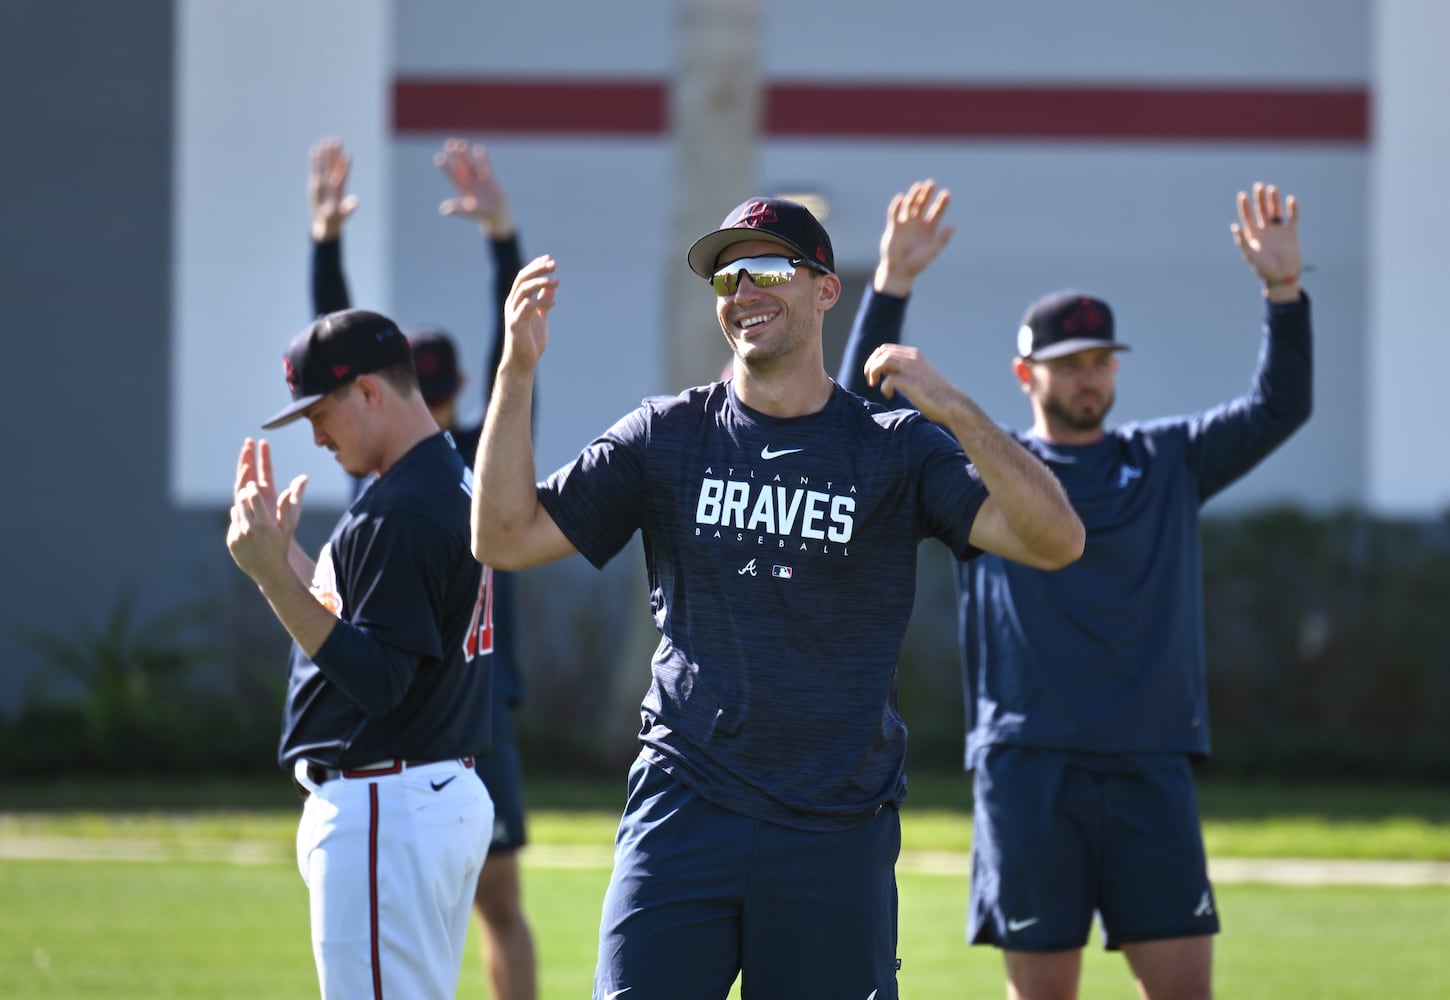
[469,193,1084,1000]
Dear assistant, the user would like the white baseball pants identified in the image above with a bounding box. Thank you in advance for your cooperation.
[294,758,493,999]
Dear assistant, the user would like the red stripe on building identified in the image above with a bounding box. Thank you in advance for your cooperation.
[766,83,1368,142]
[394,79,665,134]
[393,78,1368,143]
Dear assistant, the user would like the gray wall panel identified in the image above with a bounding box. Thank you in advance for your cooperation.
[0,0,237,712]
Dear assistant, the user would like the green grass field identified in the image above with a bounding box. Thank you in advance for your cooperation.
[3,860,1448,999]
[7,773,1450,860]
[3,776,1448,998]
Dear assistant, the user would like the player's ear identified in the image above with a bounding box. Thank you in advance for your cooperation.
[1012,357,1034,393]
[354,374,382,409]
[815,272,841,310]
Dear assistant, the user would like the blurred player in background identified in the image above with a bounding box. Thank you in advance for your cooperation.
[307,136,537,1000]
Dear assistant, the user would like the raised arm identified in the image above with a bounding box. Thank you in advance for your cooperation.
[432,139,526,410]
[486,233,525,408]
[837,180,955,402]
[471,255,576,570]
[865,346,1084,569]
[1187,181,1313,497]
[308,138,357,316]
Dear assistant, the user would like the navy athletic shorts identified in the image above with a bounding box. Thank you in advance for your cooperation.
[968,745,1219,951]
[593,754,902,1000]
[474,694,526,852]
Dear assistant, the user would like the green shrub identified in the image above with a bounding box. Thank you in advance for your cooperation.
[7,508,1448,783]
[7,585,280,777]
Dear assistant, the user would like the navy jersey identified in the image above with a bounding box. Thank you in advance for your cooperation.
[537,382,988,830]
[960,297,1313,764]
[312,232,527,708]
[278,432,494,768]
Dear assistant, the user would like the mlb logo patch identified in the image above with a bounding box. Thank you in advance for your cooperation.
[771,565,793,579]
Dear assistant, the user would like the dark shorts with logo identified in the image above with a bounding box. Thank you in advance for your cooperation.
[593,754,902,1000]
[968,745,1219,951]
[474,695,526,852]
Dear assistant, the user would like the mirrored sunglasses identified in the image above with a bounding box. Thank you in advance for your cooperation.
[710,255,822,297]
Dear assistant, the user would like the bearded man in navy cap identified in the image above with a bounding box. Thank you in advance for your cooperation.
[839,181,1313,1000]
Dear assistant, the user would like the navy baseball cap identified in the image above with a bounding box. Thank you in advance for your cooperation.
[262,309,413,429]
[408,327,462,405]
[687,197,835,279]
[1016,291,1131,362]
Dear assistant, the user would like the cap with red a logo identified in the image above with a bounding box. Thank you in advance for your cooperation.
[1016,291,1131,362]
[262,309,413,429]
[687,197,836,279]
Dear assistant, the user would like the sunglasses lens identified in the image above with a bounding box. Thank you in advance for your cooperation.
[711,257,798,296]
[749,268,793,288]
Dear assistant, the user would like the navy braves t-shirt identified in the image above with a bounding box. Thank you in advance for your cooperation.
[279,432,494,768]
[538,382,987,830]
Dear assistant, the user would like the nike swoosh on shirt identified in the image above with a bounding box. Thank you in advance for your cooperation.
[429,776,457,792]
[760,446,803,460]
[603,989,632,1000]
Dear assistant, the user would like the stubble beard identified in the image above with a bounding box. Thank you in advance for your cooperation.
[1043,389,1115,435]
[730,314,810,377]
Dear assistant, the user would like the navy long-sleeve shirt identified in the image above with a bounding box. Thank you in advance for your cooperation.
[839,287,1314,764]
[309,232,529,706]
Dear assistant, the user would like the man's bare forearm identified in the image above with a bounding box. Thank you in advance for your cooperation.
[937,389,1083,565]
[253,563,337,660]
[471,367,541,566]
[287,541,317,584]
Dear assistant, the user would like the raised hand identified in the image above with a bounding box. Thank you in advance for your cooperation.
[234,437,280,514]
[863,343,959,422]
[501,255,559,374]
[309,138,358,242]
[435,138,514,238]
[228,438,308,583]
[875,179,956,297]
[1230,182,1302,299]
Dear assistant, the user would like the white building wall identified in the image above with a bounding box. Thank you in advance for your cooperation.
[172,0,1398,512]
[388,137,673,476]
[766,0,1366,82]
[761,143,1366,511]
[390,0,1369,509]
[171,0,391,507]
[1367,0,1450,514]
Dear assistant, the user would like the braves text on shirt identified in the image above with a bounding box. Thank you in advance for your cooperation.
[694,467,855,555]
